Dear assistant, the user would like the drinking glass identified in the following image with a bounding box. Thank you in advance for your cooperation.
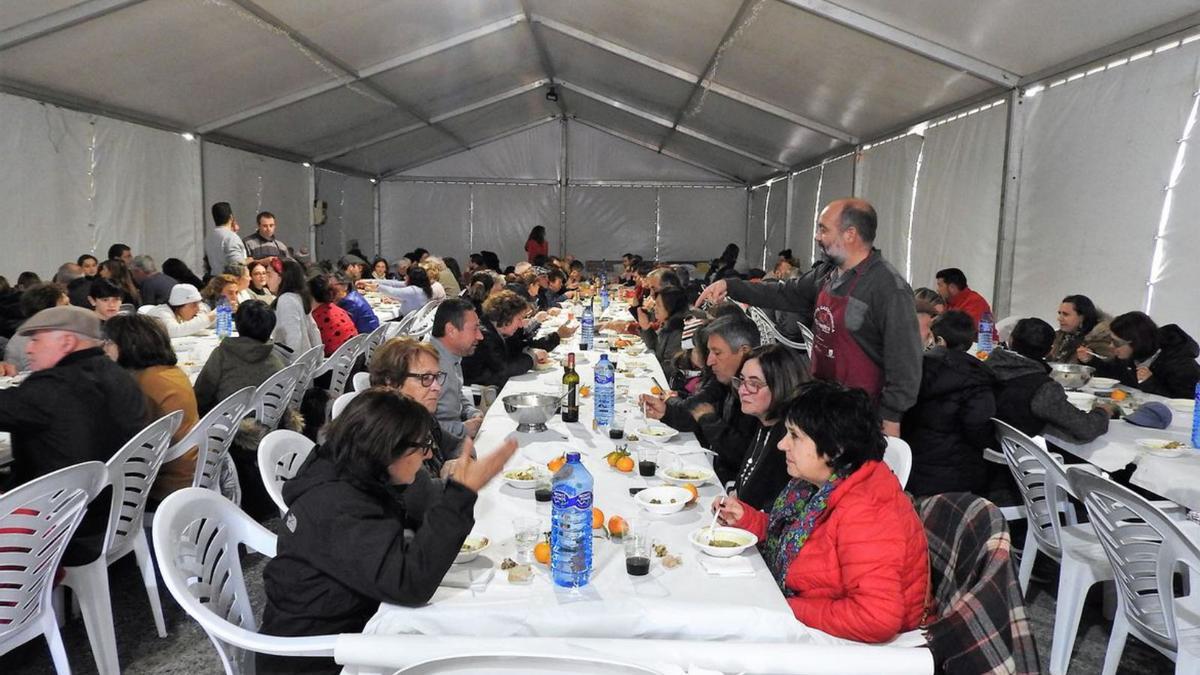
[512,517,541,565]
[624,525,651,576]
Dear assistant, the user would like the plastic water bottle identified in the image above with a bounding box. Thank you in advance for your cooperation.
[594,353,615,431]
[600,284,610,311]
[550,452,593,588]
[977,311,994,355]
[1191,383,1200,449]
[580,299,594,350]
[215,298,233,340]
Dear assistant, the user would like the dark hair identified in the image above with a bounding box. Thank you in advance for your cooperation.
[107,243,130,260]
[466,271,496,307]
[105,313,177,369]
[234,299,276,342]
[162,258,203,288]
[371,256,390,273]
[16,271,41,289]
[469,253,484,266]
[527,225,546,243]
[745,343,811,421]
[546,268,566,285]
[839,202,878,243]
[705,314,760,351]
[709,302,746,320]
[935,268,968,290]
[323,388,435,492]
[77,254,98,267]
[1109,311,1160,361]
[656,285,688,318]
[568,259,584,272]
[659,270,682,290]
[778,249,792,260]
[20,283,65,317]
[720,244,739,266]
[0,276,9,293]
[211,202,233,227]
[247,261,270,293]
[413,248,429,259]
[746,268,767,281]
[100,259,140,304]
[432,298,477,338]
[1061,294,1101,335]
[256,211,275,225]
[482,290,529,328]
[635,261,655,277]
[930,310,976,351]
[88,278,124,301]
[1009,318,1055,361]
[443,257,463,284]
[308,273,339,304]
[784,380,885,476]
[273,259,312,313]
[406,266,433,299]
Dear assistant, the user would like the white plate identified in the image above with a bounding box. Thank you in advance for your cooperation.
[1168,399,1195,413]
[1088,377,1120,389]
[397,654,662,674]
[636,425,678,442]
[1065,392,1096,412]
[502,468,541,489]
[455,535,490,564]
[1135,438,1190,457]
[690,526,758,558]
[634,485,693,514]
[658,465,716,486]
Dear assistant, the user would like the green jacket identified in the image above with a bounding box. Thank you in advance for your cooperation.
[193,336,285,414]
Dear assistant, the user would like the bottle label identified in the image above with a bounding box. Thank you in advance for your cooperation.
[552,490,593,510]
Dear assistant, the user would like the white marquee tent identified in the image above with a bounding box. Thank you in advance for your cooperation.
[3,0,1200,336]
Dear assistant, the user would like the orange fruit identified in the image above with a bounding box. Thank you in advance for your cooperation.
[533,541,550,565]
[547,455,566,473]
[579,385,592,398]
[650,385,664,396]
[606,450,628,467]
[681,483,699,504]
[592,507,604,529]
[615,456,635,473]
[1110,389,1128,401]
[608,516,628,537]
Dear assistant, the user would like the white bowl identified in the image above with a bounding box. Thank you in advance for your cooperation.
[1088,377,1120,389]
[689,526,758,558]
[1135,438,1190,458]
[501,466,541,489]
[455,535,490,564]
[634,486,693,515]
[636,425,678,443]
[658,465,716,486]
[624,343,647,356]
[1065,391,1096,412]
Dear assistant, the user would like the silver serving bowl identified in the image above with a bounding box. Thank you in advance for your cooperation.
[501,393,561,433]
[1049,363,1094,391]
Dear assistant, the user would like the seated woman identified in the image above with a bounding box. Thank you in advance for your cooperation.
[462,290,548,388]
[366,265,435,317]
[244,260,276,306]
[669,314,709,397]
[87,278,124,323]
[224,262,254,304]
[371,256,396,280]
[309,272,358,357]
[104,313,199,501]
[369,337,451,471]
[162,258,204,290]
[193,299,286,413]
[729,343,809,511]
[639,285,688,381]
[1048,294,1112,364]
[201,273,240,311]
[99,258,140,306]
[901,310,996,497]
[258,390,516,675]
[1080,310,1200,399]
[714,381,929,643]
[463,270,501,314]
[268,259,321,360]
[145,284,213,338]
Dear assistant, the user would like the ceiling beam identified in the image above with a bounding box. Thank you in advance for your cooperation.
[777,0,1018,87]
[0,0,148,52]
[518,0,568,116]
[379,116,560,178]
[358,15,525,79]
[570,118,744,184]
[531,15,854,143]
[428,79,548,123]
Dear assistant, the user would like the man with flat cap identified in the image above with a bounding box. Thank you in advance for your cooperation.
[0,306,146,563]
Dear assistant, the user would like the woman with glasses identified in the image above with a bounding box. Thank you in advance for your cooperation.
[243,260,276,305]
[729,344,811,511]
[258,389,516,675]
[369,337,451,476]
[1078,310,1200,399]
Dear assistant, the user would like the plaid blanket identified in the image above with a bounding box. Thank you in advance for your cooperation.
[916,493,1041,675]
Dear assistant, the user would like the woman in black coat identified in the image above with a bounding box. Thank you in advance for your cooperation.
[639,285,689,381]
[1081,311,1200,400]
[902,310,997,497]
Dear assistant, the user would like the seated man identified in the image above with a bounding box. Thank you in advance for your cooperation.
[935,267,992,329]
[0,306,147,564]
[462,290,549,389]
[544,268,571,306]
[640,314,760,483]
[429,299,485,458]
[130,254,178,307]
[193,299,286,413]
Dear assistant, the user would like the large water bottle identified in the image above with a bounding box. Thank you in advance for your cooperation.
[215,298,233,340]
[580,299,594,351]
[600,284,610,311]
[550,452,593,588]
[593,353,615,431]
[1191,383,1200,449]
[977,311,994,355]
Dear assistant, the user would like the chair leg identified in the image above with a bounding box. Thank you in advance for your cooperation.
[1102,610,1129,675]
[1049,557,1094,675]
[63,562,121,675]
[41,611,73,675]
[133,530,168,637]
[1018,526,1038,595]
[51,586,66,628]
[1175,646,1200,675]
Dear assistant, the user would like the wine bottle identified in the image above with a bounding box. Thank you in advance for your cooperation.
[562,352,580,423]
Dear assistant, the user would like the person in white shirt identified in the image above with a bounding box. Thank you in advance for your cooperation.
[146,284,214,338]
[204,202,249,276]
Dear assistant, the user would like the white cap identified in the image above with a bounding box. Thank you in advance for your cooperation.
[168,284,203,306]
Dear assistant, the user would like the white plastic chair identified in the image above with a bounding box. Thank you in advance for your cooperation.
[152,488,336,675]
[331,389,364,420]
[1068,468,1200,675]
[0,462,108,674]
[982,446,1027,523]
[257,430,316,518]
[285,344,325,414]
[995,418,1114,675]
[746,305,809,354]
[312,333,367,398]
[352,371,372,392]
[165,387,256,494]
[59,412,183,674]
[249,362,304,431]
[882,436,912,488]
[397,300,440,339]
[362,321,404,365]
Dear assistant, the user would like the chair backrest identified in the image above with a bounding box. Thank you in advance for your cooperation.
[257,430,316,517]
[882,436,912,488]
[745,305,810,353]
[1067,468,1200,657]
[401,300,440,339]
[286,345,325,413]
[250,362,305,431]
[362,322,404,365]
[166,387,255,492]
[152,488,334,675]
[102,411,184,561]
[993,418,1074,561]
[331,389,363,420]
[315,334,367,398]
[352,371,372,392]
[0,462,107,645]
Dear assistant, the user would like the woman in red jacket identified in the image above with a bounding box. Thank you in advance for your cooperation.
[524,225,549,263]
[715,380,929,643]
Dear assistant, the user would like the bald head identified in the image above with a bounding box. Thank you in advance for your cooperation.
[815,198,877,269]
[821,198,877,243]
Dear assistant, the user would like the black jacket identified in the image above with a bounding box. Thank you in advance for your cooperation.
[987,348,1109,443]
[661,376,758,484]
[1091,324,1200,400]
[640,313,685,382]
[259,452,477,674]
[902,348,997,497]
[0,288,22,339]
[462,318,534,388]
[733,422,790,512]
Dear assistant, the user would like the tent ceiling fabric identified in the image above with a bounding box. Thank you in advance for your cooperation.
[2,1,1199,181]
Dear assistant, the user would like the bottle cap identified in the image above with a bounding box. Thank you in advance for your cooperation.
[565,451,581,462]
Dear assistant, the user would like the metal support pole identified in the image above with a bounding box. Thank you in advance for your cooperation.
[993,88,1025,317]
[559,118,569,256]
[306,165,317,263]
[783,174,794,255]
[374,180,382,257]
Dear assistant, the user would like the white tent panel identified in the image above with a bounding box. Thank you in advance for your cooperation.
[685,92,844,166]
[818,154,855,203]
[220,86,399,157]
[658,187,748,262]
[335,126,461,176]
[299,111,429,164]
[787,167,821,262]
[0,0,91,32]
[764,179,789,268]
[566,186,655,260]
[315,169,376,261]
[747,185,768,269]
[437,91,559,147]
[401,121,561,180]
[909,104,1007,302]
[473,184,559,266]
[854,135,923,279]
[201,142,311,269]
[379,182,471,263]
[568,122,730,182]
[1009,43,1199,323]
[665,132,777,184]
[566,94,673,148]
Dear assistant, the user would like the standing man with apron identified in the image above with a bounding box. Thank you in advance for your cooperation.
[697,198,922,437]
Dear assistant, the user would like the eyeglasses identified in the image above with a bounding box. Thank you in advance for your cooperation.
[732,376,767,394]
[403,436,438,455]
[1109,337,1130,348]
[401,371,447,387]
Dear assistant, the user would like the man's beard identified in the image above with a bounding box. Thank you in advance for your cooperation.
[817,244,843,266]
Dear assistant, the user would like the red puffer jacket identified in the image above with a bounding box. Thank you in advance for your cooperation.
[735,460,929,643]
